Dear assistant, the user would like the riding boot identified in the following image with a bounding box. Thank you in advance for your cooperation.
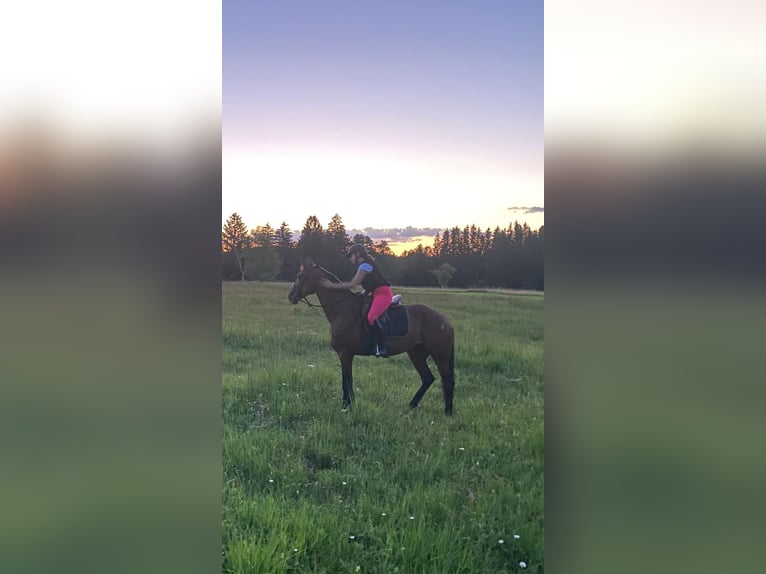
[371,320,389,358]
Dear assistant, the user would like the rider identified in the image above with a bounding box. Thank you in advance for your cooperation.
[319,243,393,357]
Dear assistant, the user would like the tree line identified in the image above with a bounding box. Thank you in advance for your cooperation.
[222,212,543,290]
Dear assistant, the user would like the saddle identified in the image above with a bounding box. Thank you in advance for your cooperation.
[360,292,409,339]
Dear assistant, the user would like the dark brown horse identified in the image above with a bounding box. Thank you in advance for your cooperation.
[288,258,455,415]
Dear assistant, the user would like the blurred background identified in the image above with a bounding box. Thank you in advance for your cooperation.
[2,0,765,572]
[0,2,221,573]
[546,1,766,572]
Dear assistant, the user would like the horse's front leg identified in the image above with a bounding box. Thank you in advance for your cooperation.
[339,352,355,410]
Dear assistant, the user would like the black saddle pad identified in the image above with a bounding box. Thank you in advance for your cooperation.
[359,294,409,339]
[377,305,409,338]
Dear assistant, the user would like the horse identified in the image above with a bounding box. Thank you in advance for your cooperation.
[287,258,455,415]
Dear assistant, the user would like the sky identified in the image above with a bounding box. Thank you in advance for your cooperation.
[224,0,543,253]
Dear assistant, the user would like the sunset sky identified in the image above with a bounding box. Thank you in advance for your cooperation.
[223,1,543,253]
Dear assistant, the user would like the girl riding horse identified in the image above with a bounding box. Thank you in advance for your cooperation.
[320,244,392,357]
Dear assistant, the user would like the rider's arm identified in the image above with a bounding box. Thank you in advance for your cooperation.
[332,267,367,290]
[321,267,367,290]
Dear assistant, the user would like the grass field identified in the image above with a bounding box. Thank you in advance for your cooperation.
[222,282,544,573]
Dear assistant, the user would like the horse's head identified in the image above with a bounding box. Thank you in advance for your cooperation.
[288,258,320,304]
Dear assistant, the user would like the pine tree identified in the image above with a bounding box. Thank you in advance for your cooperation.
[512,221,524,247]
[462,226,471,255]
[451,226,463,256]
[522,222,532,245]
[274,222,298,281]
[222,213,250,281]
[483,228,493,255]
[432,231,443,257]
[326,213,350,253]
[251,223,276,247]
[275,222,294,248]
[222,212,251,253]
[441,229,451,257]
[469,225,480,254]
[298,215,325,258]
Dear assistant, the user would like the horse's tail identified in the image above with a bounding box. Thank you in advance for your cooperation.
[444,339,455,415]
[449,341,455,379]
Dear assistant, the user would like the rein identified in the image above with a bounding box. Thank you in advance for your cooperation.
[298,295,346,310]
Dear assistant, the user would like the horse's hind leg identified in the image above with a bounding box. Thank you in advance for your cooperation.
[434,345,455,415]
[339,352,355,410]
[407,345,435,409]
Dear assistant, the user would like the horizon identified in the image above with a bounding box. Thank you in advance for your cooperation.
[224,214,544,256]
[223,1,543,239]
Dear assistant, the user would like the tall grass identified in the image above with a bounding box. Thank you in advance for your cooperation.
[223,282,544,573]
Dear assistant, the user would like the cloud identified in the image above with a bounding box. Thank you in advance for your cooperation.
[348,227,442,241]
[507,206,544,214]
[292,226,440,243]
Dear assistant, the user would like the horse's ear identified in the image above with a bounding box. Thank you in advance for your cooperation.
[304,256,314,267]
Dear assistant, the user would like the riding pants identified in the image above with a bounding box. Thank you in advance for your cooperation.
[367,285,393,325]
